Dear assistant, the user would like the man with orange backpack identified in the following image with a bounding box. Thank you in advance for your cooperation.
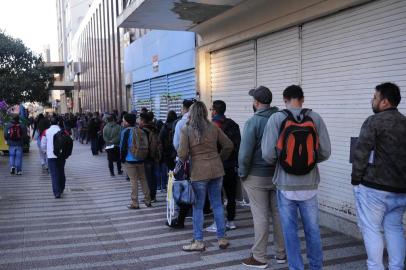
[262,85,331,270]
[4,115,28,175]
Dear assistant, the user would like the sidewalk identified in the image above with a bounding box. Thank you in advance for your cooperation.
[0,141,367,270]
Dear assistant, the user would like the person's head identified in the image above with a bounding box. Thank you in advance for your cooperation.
[182,99,195,114]
[372,82,401,113]
[249,86,273,112]
[141,107,148,114]
[93,111,99,118]
[166,110,177,123]
[139,111,153,126]
[38,113,44,120]
[123,113,136,127]
[106,115,114,123]
[50,116,59,125]
[188,101,209,143]
[283,85,304,108]
[211,100,226,117]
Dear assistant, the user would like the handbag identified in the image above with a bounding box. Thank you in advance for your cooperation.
[172,179,195,206]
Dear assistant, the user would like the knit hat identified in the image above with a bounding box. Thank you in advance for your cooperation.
[123,113,136,126]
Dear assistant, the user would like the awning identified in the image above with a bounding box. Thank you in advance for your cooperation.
[117,0,244,31]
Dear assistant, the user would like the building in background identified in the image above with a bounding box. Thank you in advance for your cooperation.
[55,0,91,113]
[124,30,196,120]
[71,0,130,113]
[118,0,406,237]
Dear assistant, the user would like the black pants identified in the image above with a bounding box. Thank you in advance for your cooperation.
[177,196,211,225]
[223,167,237,221]
[107,147,121,175]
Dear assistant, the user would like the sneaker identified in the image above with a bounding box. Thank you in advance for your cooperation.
[16,171,22,175]
[127,204,140,209]
[242,255,268,269]
[182,240,205,252]
[150,198,157,203]
[274,254,287,264]
[226,220,237,230]
[218,238,229,249]
[205,222,217,233]
[110,173,115,177]
[10,167,15,175]
[118,170,123,175]
[165,219,185,229]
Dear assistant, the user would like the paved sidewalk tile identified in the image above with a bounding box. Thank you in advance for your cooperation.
[0,141,367,269]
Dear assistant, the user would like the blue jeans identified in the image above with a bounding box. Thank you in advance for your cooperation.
[277,191,323,270]
[354,185,406,270]
[191,177,226,241]
[158,163,168,190]
[48,158,66,197]
[9,145,23,172]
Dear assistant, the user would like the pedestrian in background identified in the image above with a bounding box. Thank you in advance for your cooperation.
[4,114,28,175]
[120,113,152,209]
[103,114,123,177]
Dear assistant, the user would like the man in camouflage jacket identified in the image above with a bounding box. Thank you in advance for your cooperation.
[352,82,406,270]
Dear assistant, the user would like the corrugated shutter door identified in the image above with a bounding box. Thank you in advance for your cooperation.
[301,0,406,221]
[257,27,300,108]
[133,80,150,111]
[150,76,168,121]
[211,41,256,128]
[168,68,196,116]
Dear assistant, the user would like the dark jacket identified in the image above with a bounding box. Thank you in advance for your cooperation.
[238,107,279,178]
[352,108,406,193]
[213,115,241,169]
[159,120,176,167]
[4,120,28,147]
[88,117,101,139]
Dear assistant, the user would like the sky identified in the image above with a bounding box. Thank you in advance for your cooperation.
[0,0,58,61]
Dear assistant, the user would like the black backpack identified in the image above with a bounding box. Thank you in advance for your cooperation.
[276,109,319,175]
[53,130,73,159]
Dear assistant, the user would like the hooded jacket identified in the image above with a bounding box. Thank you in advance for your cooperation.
[238,106,278,178]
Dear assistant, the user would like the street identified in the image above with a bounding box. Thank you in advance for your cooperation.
[0,142,367,270]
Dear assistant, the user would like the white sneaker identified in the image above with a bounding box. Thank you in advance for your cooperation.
[226,220,237,230]
[205,222,217,233]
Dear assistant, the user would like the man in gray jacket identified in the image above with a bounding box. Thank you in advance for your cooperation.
[239,86,286,269]
[262,85,331,270]
[352,82,406,270]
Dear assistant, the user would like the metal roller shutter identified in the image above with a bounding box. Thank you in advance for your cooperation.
[133,80,150,111]
[301,0,406,221]
[150,76,168,121]
[210,41,256,128]
[168,69,196,116]
[257,27,300,108]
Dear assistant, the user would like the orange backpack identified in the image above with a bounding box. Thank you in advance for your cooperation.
[276,109,319,175]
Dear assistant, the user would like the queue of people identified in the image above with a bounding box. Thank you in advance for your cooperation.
[19,81,405,270]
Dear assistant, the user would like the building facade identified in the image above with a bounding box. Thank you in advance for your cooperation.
[118,0,406,236]
[72,0,128,113]
[56,0,91,113]
[124,30,196,120]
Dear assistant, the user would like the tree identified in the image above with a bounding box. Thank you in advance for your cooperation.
[0,31,54,105]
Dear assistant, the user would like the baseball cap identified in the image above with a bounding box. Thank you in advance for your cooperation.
[248,86,273,104]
